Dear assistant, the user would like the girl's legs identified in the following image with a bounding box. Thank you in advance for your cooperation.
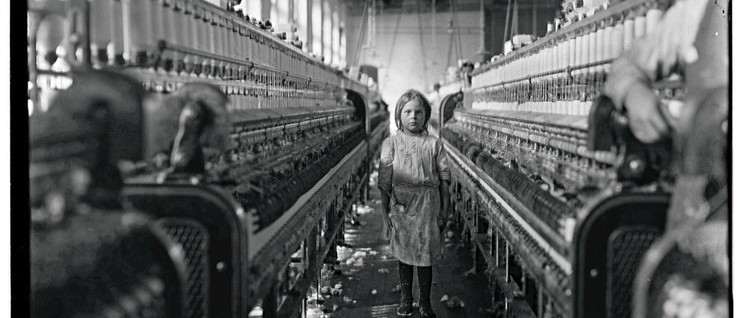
[417,266,435,317]
[397,261,414,316]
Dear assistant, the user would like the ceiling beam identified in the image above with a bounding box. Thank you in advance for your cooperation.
[346,0,558,16]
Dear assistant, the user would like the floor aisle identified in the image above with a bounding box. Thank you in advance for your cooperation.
[306,178,494,318]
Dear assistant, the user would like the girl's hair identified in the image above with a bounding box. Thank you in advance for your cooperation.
[394,89,432,132]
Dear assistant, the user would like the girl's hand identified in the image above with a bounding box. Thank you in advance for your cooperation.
[383,218,392,240]
[439,199,451,233]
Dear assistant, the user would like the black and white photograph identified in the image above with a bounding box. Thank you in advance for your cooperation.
[20,0,733,317]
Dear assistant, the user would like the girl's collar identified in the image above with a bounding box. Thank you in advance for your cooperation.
[399,129,428,137]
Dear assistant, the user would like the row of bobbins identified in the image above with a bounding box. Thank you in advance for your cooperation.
[134,69,339,111]
[471,0,665,117]
[31,0,346,112]
[85,0,336,82]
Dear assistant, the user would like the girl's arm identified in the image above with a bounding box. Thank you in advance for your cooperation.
[435,140,452,231]
[439,181,450,231]
[380,189,392,227]
[378,138,395,233]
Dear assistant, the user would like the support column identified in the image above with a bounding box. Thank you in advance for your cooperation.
[532,3,537,36]
[331,0,339,66]
[306,0,314,53]
[476,0,490,62]
[338,3,346,67]
[311,0,323,56]
[323,0,332,63]
[297,0,309,45]
[261,0,272,20]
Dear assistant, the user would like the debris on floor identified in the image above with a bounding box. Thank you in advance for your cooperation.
[306,306,326,318]
[344,257,365,267]
[304,181,492,317]
[320,286,333,295]
[337,246,353,254]
[446,296,465,309]
[356,205,375,215]
[464,267,477,277]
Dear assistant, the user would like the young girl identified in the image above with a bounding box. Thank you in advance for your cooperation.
[378,89,451,317]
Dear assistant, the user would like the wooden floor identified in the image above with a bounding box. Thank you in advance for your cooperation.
[306,182,494,318]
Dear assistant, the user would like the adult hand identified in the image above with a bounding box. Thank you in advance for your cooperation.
[623,81,671,143]
[604,0,711,144]
[605,59,672,144]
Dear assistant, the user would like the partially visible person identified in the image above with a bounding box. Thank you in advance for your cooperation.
[604,0,728,143]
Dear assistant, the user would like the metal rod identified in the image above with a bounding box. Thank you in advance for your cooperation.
[431,0,436,44]
[159,39,339,88]
[532,3,537,36]
[504,239,509,283]
[474,59,614,90]
[539,288,545,318]
[502,0,512,54]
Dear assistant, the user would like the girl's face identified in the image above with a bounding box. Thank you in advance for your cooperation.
[401,100,426,133]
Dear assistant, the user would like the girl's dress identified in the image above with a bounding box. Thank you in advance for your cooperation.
[378,131,451,266]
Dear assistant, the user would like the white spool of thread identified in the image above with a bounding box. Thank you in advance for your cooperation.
[199,9,212,77]
[595,24,605,72]
[207,12,220,76]
[610,19,624,58]
[602,19,613,72]
[89,0,112,65]
[623,13,635,51]
[590,26,599,73]
[190,5,204,72]
[634,7,646,39]
[581,30,590,67]
[234,21,243,61]
[161,0,175,48]
[108,0,126,64]
[552,42,559,72]
[220,17,231,64]
[645,5,662,34]
[569,37,577,70]
[561,39,569,70]
[173,1,187,49]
